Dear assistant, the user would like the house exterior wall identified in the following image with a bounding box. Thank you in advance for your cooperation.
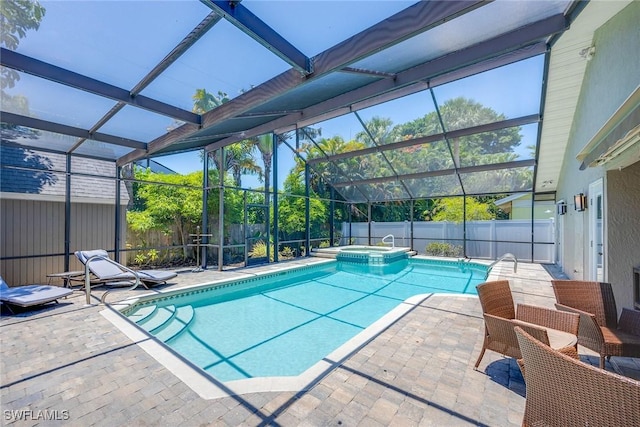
[556,2,640,309]
[607,161,640,309]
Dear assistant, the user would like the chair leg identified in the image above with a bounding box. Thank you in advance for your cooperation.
[474,347,486,369]
[474,335,489,369]
[600,355,606,369]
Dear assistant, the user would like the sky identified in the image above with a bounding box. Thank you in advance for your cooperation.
[5,1,546,190]
[157,54,545,189]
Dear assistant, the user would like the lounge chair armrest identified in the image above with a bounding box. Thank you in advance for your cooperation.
[485,314,550,350]
[516,304,580,335]
[618,308,640,336]
[555,303,605,348]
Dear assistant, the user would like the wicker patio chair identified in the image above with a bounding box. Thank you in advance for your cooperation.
[474,280,579,371]
[514,326,640,427]
[551,279,640,369]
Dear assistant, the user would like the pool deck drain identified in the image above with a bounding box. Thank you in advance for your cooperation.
[2,258,639,426]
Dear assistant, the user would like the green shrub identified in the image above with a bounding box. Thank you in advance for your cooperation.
[134,253,146,265]
[279,246,295,259]
[249,240,274,261]
[147,249,159,263]
[425,242,463,257]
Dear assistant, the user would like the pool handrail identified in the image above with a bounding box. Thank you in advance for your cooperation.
[81,254,142,305]
[488,253,518,274]
[381,234,395,248]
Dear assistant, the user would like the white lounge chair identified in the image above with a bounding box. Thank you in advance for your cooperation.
[0,276,73,313]
[74,249,177,289]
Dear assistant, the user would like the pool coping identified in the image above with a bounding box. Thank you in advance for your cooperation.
[100,256,495,399]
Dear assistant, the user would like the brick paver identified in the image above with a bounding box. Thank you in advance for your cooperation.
[2,259,638,426]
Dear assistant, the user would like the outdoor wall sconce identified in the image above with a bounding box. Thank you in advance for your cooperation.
[557,202,567,215]
[574,193,587,211]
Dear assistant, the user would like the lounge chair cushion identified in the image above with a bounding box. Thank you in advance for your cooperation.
[75,250,177,284]
[0,276,73,308]
[76,249,125,278]
[137,270,177,282]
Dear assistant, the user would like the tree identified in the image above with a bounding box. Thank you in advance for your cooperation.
[192,88,261,188]
[432,197,493,222]
[191,89,229,114]
[415,198,438,221]
[390,97,522,167]
[128,167,245,258]
[355,116,393,145]
[1,0,46,91]
[295,135,367,193]
[277,172,327,239]
[128,169,204,258]
[1,0,46,139]
[209,143,261,188]
[253,133,279,197]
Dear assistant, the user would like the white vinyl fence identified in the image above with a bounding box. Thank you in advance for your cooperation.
[341,219,555,263]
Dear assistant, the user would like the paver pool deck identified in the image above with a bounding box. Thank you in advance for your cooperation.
[2,259,639,426]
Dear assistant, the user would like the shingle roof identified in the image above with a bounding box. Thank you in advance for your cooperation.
[1,144,129,203]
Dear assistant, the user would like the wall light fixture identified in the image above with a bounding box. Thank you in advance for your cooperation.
[557,202,567,215]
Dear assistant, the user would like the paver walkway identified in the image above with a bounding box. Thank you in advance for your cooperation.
[1,259,638,426]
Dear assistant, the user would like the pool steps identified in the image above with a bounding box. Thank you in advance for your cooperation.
[132,304,195,343]
[127,305,156,323]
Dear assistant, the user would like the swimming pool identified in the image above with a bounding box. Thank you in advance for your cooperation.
[120,257,487,388]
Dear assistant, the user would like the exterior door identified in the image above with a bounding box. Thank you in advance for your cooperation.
[589,179,604,281]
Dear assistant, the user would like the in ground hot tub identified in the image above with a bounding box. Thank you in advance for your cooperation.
[314,245,411,264]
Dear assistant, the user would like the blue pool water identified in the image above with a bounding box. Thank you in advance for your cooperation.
[124,258,487,383]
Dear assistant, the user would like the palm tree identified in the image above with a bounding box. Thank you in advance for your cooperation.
[192,89,229,114]
[209,142,261,187]
[253,133,279,197]
[192,88,261,187]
